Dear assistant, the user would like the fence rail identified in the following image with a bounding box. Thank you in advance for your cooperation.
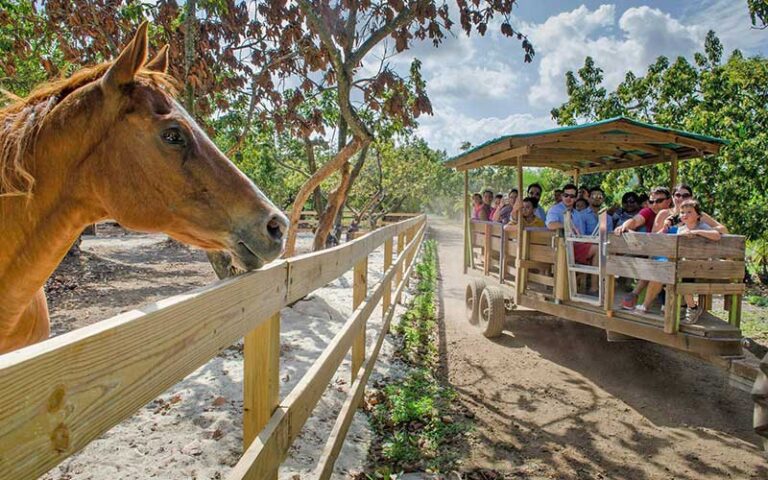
[0,214,427,480]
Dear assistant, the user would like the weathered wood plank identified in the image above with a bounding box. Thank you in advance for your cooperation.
[606,233,678,258]
[663,285,677,334]
[677,235,745,260]
[528,230,555,245]
[606,256,677,284]
[528,272,555,287]
[677,260,745,280]
[529,244,556,264]
[677,283,745,295]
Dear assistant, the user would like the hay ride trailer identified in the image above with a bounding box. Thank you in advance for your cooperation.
[444,117,768,446]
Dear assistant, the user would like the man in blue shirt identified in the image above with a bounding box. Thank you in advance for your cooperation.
[545,183,577,230]
[573,187,614,235]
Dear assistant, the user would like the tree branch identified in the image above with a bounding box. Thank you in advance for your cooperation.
[348,3,420,67]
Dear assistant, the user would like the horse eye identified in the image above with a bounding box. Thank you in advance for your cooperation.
[161,127,186,146]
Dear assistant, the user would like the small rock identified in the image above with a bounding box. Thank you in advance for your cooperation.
[441,415,454,424]
[181,440,203,456]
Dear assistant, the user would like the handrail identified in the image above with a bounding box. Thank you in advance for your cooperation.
[0,214,427,480]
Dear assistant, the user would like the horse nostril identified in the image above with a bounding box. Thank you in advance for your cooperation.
[266,215,284,241]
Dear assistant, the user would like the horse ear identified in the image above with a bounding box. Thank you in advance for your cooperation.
[103,21,149,89]
[144,45,169,73]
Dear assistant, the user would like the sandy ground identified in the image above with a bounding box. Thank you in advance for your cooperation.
[40,225,414,480]
[431,216,767,479]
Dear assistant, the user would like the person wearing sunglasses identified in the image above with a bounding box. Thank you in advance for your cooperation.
[654,184,728,235]
[510,183,546,224]
[615,187,672,310]
[613,186,671,236]
[545,183,578,231]
[611,192,641,227]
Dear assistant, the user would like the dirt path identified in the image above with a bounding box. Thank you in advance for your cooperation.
[431,217,766,479]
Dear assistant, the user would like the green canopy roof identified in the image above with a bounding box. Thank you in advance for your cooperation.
[444,116,726,173]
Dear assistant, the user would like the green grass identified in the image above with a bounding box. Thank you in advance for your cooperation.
[367,240,469,475]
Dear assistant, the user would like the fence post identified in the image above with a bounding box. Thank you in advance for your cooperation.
[243,311,280,479]
[383,237,393,317]
[395,232,405,303]
[351,257,368,382]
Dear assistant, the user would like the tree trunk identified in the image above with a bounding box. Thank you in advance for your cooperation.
[283,139,363,257]
[313,162,353,251]
[313,145,369,251]
[304,137,325,215]
[184,0,197,114]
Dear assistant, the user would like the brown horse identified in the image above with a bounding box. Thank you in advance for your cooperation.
[0,22,288,354]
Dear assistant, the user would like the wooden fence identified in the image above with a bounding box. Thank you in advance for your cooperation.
[0,214,427,480]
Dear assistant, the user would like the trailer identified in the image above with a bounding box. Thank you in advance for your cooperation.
[444,116,768,448]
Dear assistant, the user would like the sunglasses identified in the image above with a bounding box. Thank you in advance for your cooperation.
[647,198,669,204]
[562,193,577,199]
[674,192,692,199]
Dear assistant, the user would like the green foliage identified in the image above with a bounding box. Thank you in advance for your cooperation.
[369,240,467,473]
[748,0,768,29]
[552,31,768,243]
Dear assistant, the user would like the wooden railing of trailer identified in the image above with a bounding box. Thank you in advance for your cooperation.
[466,216,746,358]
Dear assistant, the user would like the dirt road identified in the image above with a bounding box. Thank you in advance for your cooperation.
[431,217,766,479]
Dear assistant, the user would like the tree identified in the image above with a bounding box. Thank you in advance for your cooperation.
[552,31,768,241]
[748,0,768,29]
[238,0,534,256]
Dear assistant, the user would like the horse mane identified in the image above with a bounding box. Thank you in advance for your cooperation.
[0,63,178,197]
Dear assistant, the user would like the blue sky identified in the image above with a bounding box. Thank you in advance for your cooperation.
[384,1,768,154]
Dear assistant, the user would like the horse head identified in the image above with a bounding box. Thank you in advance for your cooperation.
[84,23,288,269]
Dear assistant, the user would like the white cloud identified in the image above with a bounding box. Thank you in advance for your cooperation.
[427,64,520,101]
[526,5,703,106]
[688,0,768,54]
[416,105,553,155]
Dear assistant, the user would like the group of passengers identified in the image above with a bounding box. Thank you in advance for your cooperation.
[471,182,728,325]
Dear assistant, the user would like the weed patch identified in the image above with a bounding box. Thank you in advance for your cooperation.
[364,239,469,476]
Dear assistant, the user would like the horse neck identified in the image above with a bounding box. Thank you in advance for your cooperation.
[0,93,110,321]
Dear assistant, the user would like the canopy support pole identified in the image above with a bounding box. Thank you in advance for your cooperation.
[669,151,678,190]
[515,156,525,304]
[463,171,469,274]
[573,169,580,187]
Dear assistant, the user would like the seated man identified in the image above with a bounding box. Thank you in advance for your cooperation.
[612,192,641,228]
[613,186,672,309]
[572,187,613,266]
[545,183,577,230]
[527,183,546,220]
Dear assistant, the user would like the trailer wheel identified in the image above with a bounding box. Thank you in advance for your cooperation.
[465,279,486,325]
[753,352,768,449]
[479,285,506,338]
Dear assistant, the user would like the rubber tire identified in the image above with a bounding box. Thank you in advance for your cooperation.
[753,352,768,450]
[479,285,506,338]
[465,279,486,325]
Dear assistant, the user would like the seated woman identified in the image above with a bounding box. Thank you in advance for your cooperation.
[471,193,482,220]
[653,184,728,234]
[634,200,721,324]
